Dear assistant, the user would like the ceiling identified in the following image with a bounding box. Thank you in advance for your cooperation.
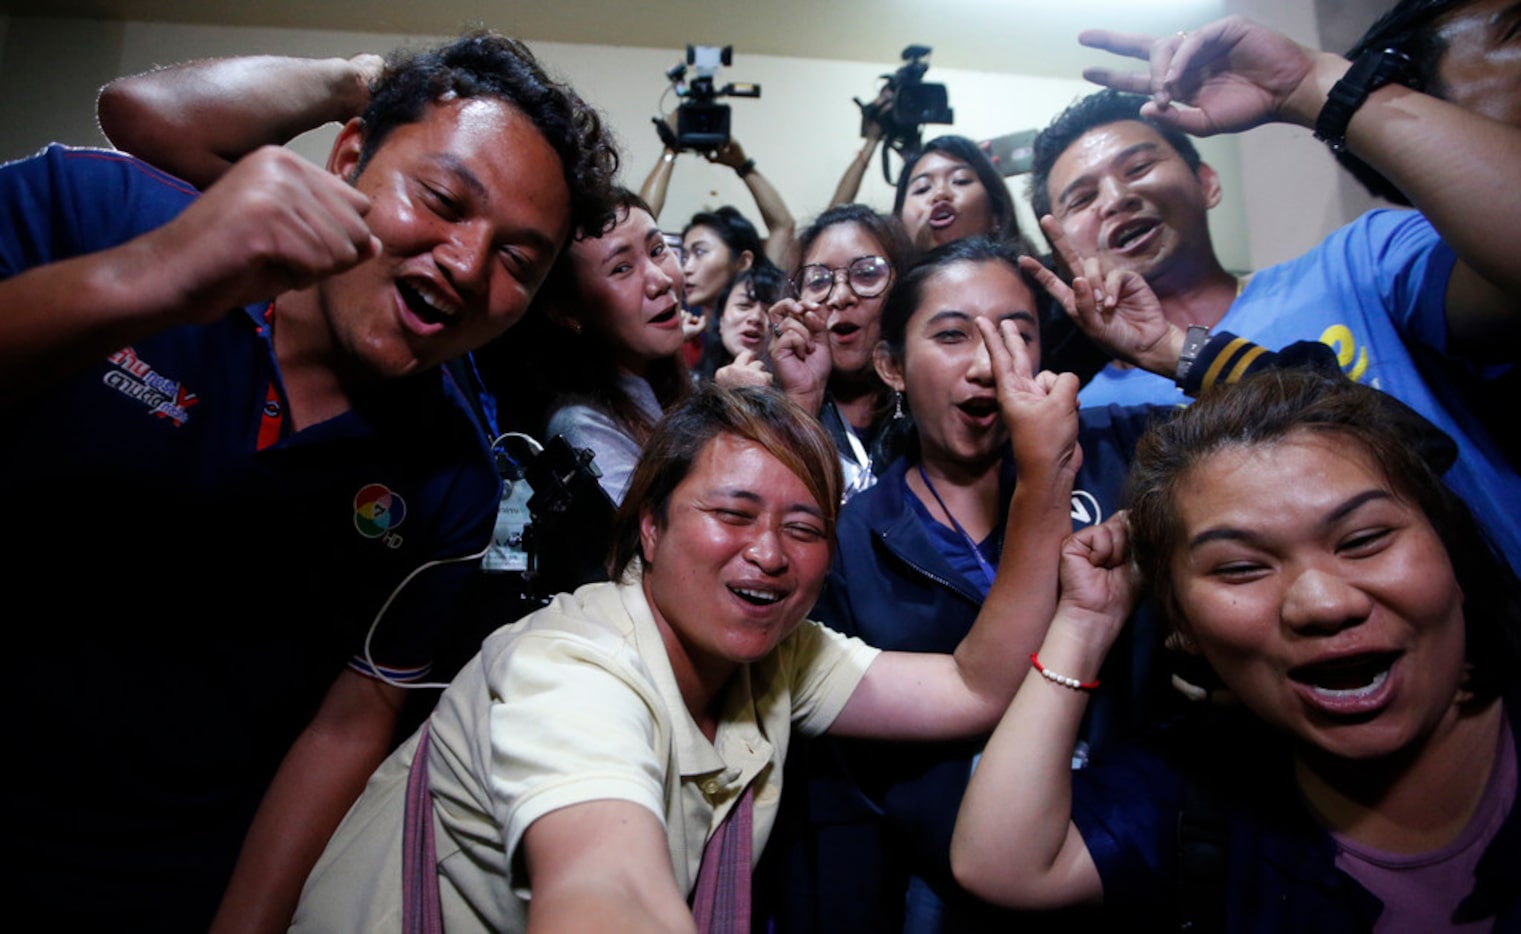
[4,0,1228,79]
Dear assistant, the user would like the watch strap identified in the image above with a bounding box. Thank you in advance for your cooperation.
[1314,47,1411,154]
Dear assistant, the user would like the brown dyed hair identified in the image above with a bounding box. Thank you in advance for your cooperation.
[609,386,843,578]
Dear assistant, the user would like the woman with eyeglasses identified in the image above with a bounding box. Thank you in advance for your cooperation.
[766,204,915,501]
[771,236,1342,932]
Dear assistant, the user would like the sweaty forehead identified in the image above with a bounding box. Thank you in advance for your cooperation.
[1058,120,1174,178]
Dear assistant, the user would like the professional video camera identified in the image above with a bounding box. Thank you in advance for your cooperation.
[659,44,761,151]
[858,44,955,184]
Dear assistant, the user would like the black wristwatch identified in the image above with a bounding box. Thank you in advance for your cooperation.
[1314,47,1412,153]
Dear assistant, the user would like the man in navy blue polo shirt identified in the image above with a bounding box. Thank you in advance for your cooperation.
[0,32,617,933]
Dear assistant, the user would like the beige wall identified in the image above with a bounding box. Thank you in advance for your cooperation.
[1,2,1400,278]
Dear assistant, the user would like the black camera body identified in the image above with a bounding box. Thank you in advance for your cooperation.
[861,44,955,184]
[667,44,760,151]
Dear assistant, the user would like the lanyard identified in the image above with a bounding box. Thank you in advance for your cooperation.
[917,464,999,591]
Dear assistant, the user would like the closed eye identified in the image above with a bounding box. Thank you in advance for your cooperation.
[785,522,825,542]
[1338,528,1392,556]
[1211,561,1268,583]
[421,184,463,220]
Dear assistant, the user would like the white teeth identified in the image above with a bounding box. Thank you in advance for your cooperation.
[1308,668,1389,700]
[411,282,458,318]
[732,587,783,605]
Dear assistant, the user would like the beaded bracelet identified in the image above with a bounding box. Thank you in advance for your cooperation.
[1030,652,1100,691]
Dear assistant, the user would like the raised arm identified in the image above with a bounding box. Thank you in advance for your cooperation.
[0,146,377,404]
[706,138,797,269]
[830,318,1081,739]
[523,800,697,934]
[1079,15,1521,361]
[951,515,1138,910]
[98,53,383,190]
[829,87,892,208]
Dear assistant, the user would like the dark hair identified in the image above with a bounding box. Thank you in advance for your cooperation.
[1029,90,1204,220]
[795,203,916,278]
[1128,369,1521,703]
[357,30,620,239]
[877,236,1044,464]
[892,135,1021,243]
[541,189,692,447]
[609,386,843,578]
[698,265,790,380]
[683,205,769,270]
[1337,0,1469,205]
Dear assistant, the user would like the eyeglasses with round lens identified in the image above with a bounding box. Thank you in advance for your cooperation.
[794,255,893,302]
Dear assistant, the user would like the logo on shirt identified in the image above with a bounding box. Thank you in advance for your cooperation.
[1071,490,1102,528]
[354,483,407,548]
[103,346,199,427]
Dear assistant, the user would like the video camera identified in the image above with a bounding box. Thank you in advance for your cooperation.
[859,44,955,184]
[661,44,761,151]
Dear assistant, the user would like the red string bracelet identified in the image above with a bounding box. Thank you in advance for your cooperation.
[1030,652,1100,691]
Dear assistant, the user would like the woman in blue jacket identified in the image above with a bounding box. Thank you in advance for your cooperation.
[771,236,1339,932]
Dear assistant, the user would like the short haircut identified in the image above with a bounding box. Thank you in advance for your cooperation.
[608,386,844,579]
[1029,90,1204,220]
[1338,0,1470,204]
[357,30,620,239]
[892,135,1021,243]
[1127,369,1520,702]
[794,203,916,278]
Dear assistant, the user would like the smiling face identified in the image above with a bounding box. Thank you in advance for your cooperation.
[718,282,770,359]
[1170,432,1469,762]
[1043,120,1220,290]
[802,221,893,381]
[1433,0,1521,129]
[898,151,997,249]
[682,224,748,311]
[640,433,832,683]
[568,205,686,375]
[878,259,1040,477]
[318,97,572,380]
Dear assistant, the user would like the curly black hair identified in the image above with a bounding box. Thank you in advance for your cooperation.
[356,30,620,239]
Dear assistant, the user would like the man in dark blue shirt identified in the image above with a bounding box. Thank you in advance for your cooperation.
[0,32,617,933]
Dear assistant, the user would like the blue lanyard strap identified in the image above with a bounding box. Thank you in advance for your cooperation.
[916,464,999,591]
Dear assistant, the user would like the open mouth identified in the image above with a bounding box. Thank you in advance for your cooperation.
[929,204,957,228]
[729,585,785,606]
[830,321,860,339]
[957,397,999,419]
[650,304,680,326]
[1108,218,1160,252]
[1289,651,1400,700]
[397,280,459,328]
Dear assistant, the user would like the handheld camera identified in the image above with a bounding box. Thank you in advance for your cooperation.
[663,44,760,151]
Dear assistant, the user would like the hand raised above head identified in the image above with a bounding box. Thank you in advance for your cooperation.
[975,316,1081,483]
[154,145,378,322]
[1021,216,1182,377]
[1077,16,1322,136]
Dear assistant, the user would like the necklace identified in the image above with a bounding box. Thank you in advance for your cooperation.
[916,464,999,591]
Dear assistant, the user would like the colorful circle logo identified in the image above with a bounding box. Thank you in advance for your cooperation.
[354,483,406,539]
